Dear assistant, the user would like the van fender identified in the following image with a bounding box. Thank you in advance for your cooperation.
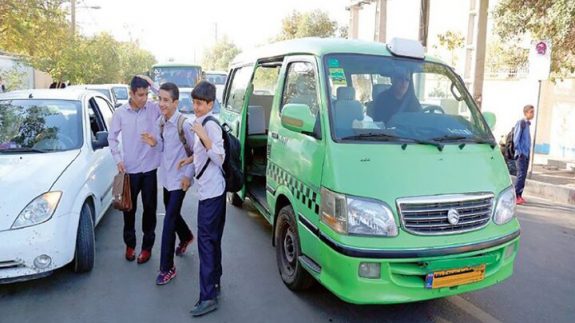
[270,185,298,246]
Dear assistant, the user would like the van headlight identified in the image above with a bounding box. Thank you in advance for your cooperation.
[493,187,516,225]
[320,188,398,236]
[12,192,62,229]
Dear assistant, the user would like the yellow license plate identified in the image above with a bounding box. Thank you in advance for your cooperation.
[425,264,486,289]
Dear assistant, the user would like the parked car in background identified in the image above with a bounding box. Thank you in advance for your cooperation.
[204,70,227,103]
[177,90,221,116]
[108,84,129,106]
[0,89,117,283]
[67,84,120,108]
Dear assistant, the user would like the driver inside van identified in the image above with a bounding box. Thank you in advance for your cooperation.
[372,68,421,124]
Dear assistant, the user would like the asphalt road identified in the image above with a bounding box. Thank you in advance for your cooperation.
[1,191,574,323]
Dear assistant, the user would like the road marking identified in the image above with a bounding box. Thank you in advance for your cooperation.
[448,296,502,323]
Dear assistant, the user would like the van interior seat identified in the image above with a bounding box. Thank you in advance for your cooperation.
[333,87,364,138]
[248,94,274,130]
[248,105,266,135]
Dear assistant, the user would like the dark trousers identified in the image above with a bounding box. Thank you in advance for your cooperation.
[515,154,529,197]
[123,169,157,251]
[197,193,226,301]
[160,188,193,272]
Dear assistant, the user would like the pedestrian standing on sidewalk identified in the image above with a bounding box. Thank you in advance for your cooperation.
[0,77,6,93]
[513,104,535,205]
[152,82,195,285]
[181,81,226,317]
[108,75,161,264]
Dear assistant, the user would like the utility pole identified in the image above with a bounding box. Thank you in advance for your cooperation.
[419,0,430,48]
[463,0,489,109]
[214,22,218,43]
[374,0,387,42]
[71,0,76,35]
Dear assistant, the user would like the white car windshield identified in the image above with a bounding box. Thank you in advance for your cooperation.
[0,99,83,152]
[324,54,494,145]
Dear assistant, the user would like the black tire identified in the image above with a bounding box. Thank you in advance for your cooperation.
[274,205,314,290]
[229,192,243,208]
[72,203,95,273]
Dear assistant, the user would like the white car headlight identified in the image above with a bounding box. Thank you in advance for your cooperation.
[493,187,516,225]
[320,188,398,237]
[12,192,62,229]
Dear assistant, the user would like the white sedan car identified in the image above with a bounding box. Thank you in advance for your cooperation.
[0,89,116,283]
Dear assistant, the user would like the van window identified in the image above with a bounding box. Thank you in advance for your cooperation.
[281,62,319,116]
[324,54,492,142]
[225,66,253,113]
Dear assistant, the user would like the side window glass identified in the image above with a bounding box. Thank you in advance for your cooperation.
[88,98,106,140]
[94,97,113,129]
[224,66,253,113]
[281,62,319,116]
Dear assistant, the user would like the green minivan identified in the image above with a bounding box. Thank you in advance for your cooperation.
[220,38,519,304]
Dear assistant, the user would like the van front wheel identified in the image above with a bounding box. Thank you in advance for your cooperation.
[275,205,313,290]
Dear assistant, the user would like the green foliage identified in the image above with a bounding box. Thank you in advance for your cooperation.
[493,0,575,77]
[0,65,28,91]
[486,37,528,76]
[434,31,465,66]
[0,0,156,85]
[277,10,339,41]
[201,36,241,71]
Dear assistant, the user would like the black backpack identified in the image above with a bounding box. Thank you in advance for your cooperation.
[503,120,526,160]
[196,116,244,193]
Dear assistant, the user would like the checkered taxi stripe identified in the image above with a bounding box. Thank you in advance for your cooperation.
[267,162,320,215]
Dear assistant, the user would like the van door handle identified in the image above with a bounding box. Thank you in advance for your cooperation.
[271,132,278,139]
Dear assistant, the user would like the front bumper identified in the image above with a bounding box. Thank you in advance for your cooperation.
[0,213,76,283]
[314,231,520,304]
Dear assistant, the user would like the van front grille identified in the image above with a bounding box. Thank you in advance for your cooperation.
[397,193,494,235]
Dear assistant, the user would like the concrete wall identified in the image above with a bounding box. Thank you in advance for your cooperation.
[0,54,34,90]
[482,77,575,160]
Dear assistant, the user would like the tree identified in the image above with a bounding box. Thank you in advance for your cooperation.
[118,41,157,83]
[201,37,241,71]
[486,37,529,77]
[277,10,339,40]
[493,0,575,77]
[434,31,465,66]
[0,0,156,85]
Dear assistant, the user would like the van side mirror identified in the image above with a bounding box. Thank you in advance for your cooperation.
[280,104,316,135]
[482,112,496,130]
[92,131,109,149]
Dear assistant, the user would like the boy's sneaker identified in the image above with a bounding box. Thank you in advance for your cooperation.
[516,196,526,205]
[176,235,194,257]
[190,299,218,317]
[156,267,176,285]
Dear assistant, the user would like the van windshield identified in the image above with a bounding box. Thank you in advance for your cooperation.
[324,54,494,145]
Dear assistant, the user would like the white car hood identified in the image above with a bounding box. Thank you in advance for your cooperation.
[0,150,80,231]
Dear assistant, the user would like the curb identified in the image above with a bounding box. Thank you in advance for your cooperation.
[512,176,575,206]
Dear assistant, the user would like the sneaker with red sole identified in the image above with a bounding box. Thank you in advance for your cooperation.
[156,267,176,285]
[125,247,136,262]
[516,196,526,205]
[175,235,194,257]
[137,250,152,264]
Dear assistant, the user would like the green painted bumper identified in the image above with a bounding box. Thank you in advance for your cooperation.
[314,232,520,304]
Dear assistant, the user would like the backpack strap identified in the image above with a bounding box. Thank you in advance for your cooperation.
[195,115,223,180]
[177,114,193,157]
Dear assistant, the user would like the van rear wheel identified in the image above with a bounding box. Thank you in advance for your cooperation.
[275,205,314,290]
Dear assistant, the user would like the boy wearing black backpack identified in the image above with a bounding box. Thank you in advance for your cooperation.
[186,81,226,317]
[513,104,534,205]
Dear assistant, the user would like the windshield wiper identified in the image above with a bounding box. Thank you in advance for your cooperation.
[341,133,445,151]
[0,147,49,153]
[431,135,496,149]
[340,132,405,141]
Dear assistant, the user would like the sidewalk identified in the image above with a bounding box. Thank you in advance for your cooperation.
[518,154,575,206]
